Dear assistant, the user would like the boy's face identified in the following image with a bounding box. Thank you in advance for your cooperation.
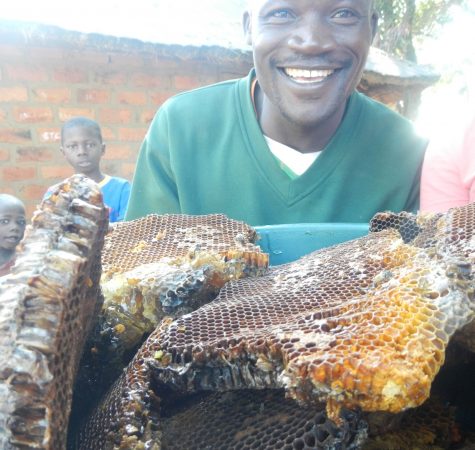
[0,202,26,252]
[244,0,377,131]
[60,126,105,175]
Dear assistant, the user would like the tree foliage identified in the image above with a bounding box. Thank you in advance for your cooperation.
[373,0,467,61]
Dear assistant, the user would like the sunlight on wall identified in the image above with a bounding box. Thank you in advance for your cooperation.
[415,2,475,141]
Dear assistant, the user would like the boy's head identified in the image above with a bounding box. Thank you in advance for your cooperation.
[60,117,105,179]
[0,194,26,253]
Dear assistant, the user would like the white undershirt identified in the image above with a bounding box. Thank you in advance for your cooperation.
[264,135,321,176]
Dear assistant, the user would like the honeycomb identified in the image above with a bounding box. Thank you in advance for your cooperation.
[0,175,108,449]
[161,390,367,450]
[74,203,475,449]
[100,213,268,328]
[363,397,461,449]
[75,214,269,420]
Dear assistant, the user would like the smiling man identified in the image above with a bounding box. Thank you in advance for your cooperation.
[126,0,427,226]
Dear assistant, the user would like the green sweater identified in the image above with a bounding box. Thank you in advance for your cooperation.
[126,70,427,226]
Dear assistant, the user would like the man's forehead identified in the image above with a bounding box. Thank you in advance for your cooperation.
[246,0,374,10]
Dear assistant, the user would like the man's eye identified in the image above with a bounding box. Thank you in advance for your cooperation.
[86,143,97,150]
[67,144,78,151]
[332,9,360,23]
[265,9,294,23]
[17,219,26,226]
[0,219,9,225]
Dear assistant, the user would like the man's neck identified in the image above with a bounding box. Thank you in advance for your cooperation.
[254,82,345,154]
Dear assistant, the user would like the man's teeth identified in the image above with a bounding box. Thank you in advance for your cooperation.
[284,68,334,82]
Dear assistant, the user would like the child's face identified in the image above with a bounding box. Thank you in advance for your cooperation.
[61,126,105,174]
[0,202,26,252]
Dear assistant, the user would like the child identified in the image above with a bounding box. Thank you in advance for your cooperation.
[0,194,26,277]
[421,115,475,213]
[60,117,131,222]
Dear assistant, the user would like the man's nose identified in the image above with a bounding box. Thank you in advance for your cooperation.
[287,17,335,54]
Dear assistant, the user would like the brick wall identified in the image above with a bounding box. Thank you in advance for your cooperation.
[0,24,253,216]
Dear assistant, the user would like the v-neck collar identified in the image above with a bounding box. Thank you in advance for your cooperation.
[237,70,363,206]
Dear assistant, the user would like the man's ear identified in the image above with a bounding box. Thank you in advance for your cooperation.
[243,11,252,46]
[101,143,106,156]
[370,12,379,42]
[60,146,65,156]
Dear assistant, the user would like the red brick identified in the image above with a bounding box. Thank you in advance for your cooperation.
[0,109,6,120]
[117,91,147,106]
[118,127,148,142]
[0,148,10,161]
[59,108,95,122]
[1,186,16,195]
[108,54,144,68]
[5,64,49,82]
[2,166,36,181]
[13,107,53,123]
[149,91,172,106]
[99,108,133,124]
[122,163,136,179]
[40,165,72,180]
[140,109,157,124]
[101,127,115,141]
[0,128,32,144]
[17,146,55,162]
[174,75,203,91]
[23,184,50,201]
[130,73,164,88]
[38,129,61,144]
[25,204,37,218]
[53,68,88,84]
[94,71,127,86]
[103,144,133,160]
[0,87,28,102]
[77,89,110,103]
[33,87,71,103]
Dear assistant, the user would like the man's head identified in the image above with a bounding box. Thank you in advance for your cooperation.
[0,194,26,254]
[60,117,105,178]
[243,0,378,149]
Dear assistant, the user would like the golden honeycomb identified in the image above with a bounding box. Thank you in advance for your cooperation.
[100,213,268,328]
[73,213,269,435]
[0,175,108,449]
[74,203,475,449]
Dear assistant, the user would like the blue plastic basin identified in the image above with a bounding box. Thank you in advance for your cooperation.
[254,223,369,266]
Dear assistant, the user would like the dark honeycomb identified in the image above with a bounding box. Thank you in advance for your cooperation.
[0,175,108,450]
[161,390,367,450]
[75,203,475,449]
[75,214,269,422]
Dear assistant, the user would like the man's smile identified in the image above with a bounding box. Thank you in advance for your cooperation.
[282,67,336,84]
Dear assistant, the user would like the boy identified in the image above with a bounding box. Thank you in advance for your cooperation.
[0,194,26,277]
[126,0,427,226]
[60,117,131,222]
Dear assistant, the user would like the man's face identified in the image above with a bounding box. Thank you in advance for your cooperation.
[244,0,377,132]
[61,126,105,175]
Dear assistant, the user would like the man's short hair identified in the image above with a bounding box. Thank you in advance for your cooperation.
[61,117,103,143]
